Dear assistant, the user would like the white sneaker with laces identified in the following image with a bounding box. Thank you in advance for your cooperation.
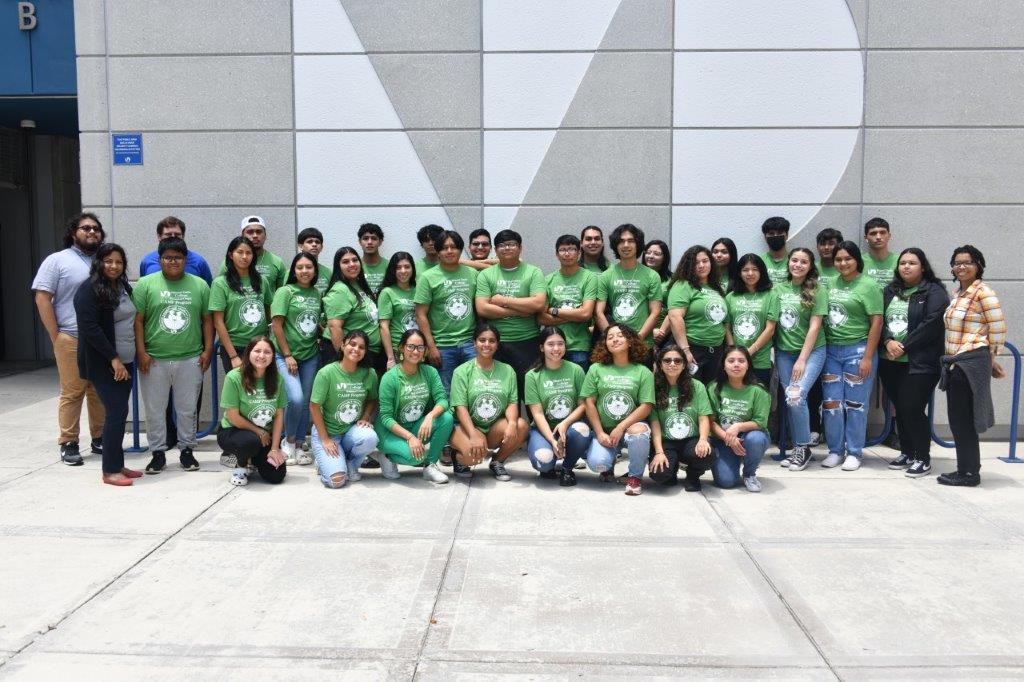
[422,462,449,484]
[841,455,861,471]
[743,475,762,493]
[821,452,843,468]
[378,456,401,480]
[281,440,297,465]
[296,451,313,466]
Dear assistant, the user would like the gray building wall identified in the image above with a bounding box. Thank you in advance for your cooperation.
[74,0,1024,435]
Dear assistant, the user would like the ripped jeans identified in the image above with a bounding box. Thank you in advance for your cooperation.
[527,422,593,473]
[822,343,878,458]
[585,423,651,478]
[775,346,827,447]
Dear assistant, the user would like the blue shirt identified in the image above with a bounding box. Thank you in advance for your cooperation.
[139,250,213,285]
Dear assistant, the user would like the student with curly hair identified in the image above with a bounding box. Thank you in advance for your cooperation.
[650,344,714,491]
[666,245,728,383]
[580,324,655,496]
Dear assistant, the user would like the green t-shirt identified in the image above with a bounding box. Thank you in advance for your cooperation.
[666,281,728,346]
[475,262,546,342]
[863,252,898,290]
[763,252,789,285]
[885,286,917,363]
[219,250,287,294]
[726,290,780,369]
[376,364,448,432]
[310,362,379,436]
[416,257,438,275]
[818,264,840,288]
[208,275,273,348]
[322,283,381,352]
[524,361,586,429]
[580,362,655,431]
[450,360,518,432]
[270,283,321,361]
[133,272,210,360]
[362,258,388,294]
[413,264,477,347]
[708,381,770,431]
[825,274,884,345]
[378,285,418,349]
[596,263,663,343]
[581,260,607,274]
[219,369,287,429]
[313,264,332,297]
[652,379,713,441]
[545,268,598,351]
[774,281,828,353]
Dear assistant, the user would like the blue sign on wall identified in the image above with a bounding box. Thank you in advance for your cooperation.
[112,134,143,165]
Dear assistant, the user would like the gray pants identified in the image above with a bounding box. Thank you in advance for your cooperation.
[140,356,204,452]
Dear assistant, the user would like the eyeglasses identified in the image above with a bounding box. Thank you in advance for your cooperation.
[661,357,684,365]
[160,255,184,263]
[405,344,426,352]
[557,248,579,255]
[496,242,519,250]
[952,261,976,269]
[78,225,102,233]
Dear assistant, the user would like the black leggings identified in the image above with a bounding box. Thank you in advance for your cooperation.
[878,360,939,464]
[649,437,715,485]
[946,365,982,475]
[216,426,287,484]
[92,369,134,474]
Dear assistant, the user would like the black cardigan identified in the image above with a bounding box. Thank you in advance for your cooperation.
[74,281,128,382]
[881,280,950,375]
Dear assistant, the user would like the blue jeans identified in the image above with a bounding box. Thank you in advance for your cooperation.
[438,341,476,393]
[775,345,827,447]
[527,423,593,472]
[275,353,318,441]
[712,430,768,488]
[822,342,878,458]
[565,350,590,373]
[310,424,379,488]
[585,423,651,477]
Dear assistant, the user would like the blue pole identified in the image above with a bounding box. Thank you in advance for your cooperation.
[928,394,956,449]
[998,341,1022,463]
[865,397,893,447]
[124,362,148,453]
[195,341,221,440]
[771,402,789,461]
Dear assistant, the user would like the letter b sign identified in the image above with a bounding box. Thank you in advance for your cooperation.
[18,2,37,31]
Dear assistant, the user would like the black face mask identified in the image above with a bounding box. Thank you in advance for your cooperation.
[766,235,787,251]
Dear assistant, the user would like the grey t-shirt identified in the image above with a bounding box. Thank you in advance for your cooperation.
[31,247,93,337]
[113,290,137,364]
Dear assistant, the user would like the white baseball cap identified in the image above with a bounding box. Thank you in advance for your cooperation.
[240,215,267,231]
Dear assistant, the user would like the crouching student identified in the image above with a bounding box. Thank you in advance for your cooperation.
[375,329,454,484]
[216,336,287,486]
[709,346,771,492]
[309,330,380,488]
[649,344,714,492]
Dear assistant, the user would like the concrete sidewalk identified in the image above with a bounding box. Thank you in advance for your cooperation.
[1,380,1023,680]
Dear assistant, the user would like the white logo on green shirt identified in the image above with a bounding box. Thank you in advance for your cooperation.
[335,400,361,425]
[734,312,760,341]
[614,293,639,320]
[887,311,908,335]
[603,390,634,419]
[779,306,799,330]
[827,301,848,328]
[705,300,727,323]
[665,412,695,440]
[160,305,191,334]
[401,401,425,422]
[249,406,275,428]
[546,394,573,420]
[471,393,501,423]
[401,310,417,330]
[445,293,471,321]
[240,300,264,327]
[297,311,319,337]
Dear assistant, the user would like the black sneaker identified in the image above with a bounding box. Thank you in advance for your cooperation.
[60,441,83,466]
[146,451,166,474]
[179,448,200,471]
[937,471,980,487]
[789,445,813,471]
[360,455,381,469]
[90,438,103,455]
[489,459,512,482]
[559,468,577,487]
[453,461,473,478]
[888,452,913,469]
[682,475,702,492]
[905,460,931,478]
[538,469,559,480]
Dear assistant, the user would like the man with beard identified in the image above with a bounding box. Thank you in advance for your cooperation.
[32,212,107,465]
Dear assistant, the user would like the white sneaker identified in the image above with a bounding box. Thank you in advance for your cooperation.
[347,463,362,482]
[281,440,297,465]
[229,469,248,486]
[809,431,821,446]
[378,456,401,480]
[780,455,791,467]
[422,462,449,484]
[296,450,313,466]
[743,475,762,493]
[841,455,861,471]
[821,452,843,468]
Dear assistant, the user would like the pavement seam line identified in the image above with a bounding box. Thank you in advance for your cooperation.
[3,485,238,667]
[704,497,842,681]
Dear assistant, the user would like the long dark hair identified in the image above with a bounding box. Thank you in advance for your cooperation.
[644,239,672,281]
[834,241,864,273]
[530,326,567,372]
[240,336,279,399]
[285,252,318,286]
[729,253,772,295]
[380,251,416,290]
[891,247,942,298]
[579,225,609,271]
[786,247,821,309]
[654,344,694,412]
[669,245,724,295]
[89,243,132,308]
[328,246,375,303]
[713,345,760,403]
[339,329,371,368]
[224,236,263,295]
[711,237,738,284]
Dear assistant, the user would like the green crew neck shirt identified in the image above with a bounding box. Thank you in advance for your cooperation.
[863,252,898,290]
[219,369,287,429]
[270,283,321,361]
[580,362,655,431]
[774,281,828,353]
[597,262,663,343]
[545,268,598,351]
[362,258,388,294]
[762,252,789,285]
[708,381,770,431]
[475,262,546,342]
[524,361,586,429]
[378,285,418,350]
[413,264,477,347]
[310,363,379,436]
[666,281,728,346]
[818,264,840,288]
[652,379,713,441]
[322,282,381,352]
[581,260,607,274]
[416,257,438,275]
[208,275,274,348]
[313,264,331,297]
[726,290,780,369]
[133,272,210,360]
[825,274,884,345]
[450,360,518,432]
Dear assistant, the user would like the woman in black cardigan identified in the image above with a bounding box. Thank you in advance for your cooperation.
[878,248,950,478]
[74,243,141,486]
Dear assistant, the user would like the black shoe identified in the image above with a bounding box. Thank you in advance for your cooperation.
[453,461,473,478]
[179,448,200,471]
[888,452,913,469]
[682,476,702,492]
[559,468,577,487]
[538,469,559,480]
[937,471,980,487]
[90,438,103,455]
[60,441,83,466]
[789,445,813,471]
[905,460,931,478]
[146,451,166,474]
[360,455,381,469]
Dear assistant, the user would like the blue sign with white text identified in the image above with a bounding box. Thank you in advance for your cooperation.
[112,133,143,165]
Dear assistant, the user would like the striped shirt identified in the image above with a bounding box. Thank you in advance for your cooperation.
[943,279,1006,356]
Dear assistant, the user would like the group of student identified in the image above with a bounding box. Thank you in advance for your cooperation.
[35,211,1007,492]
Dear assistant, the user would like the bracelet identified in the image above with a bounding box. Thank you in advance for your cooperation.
[228,355,237,360]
